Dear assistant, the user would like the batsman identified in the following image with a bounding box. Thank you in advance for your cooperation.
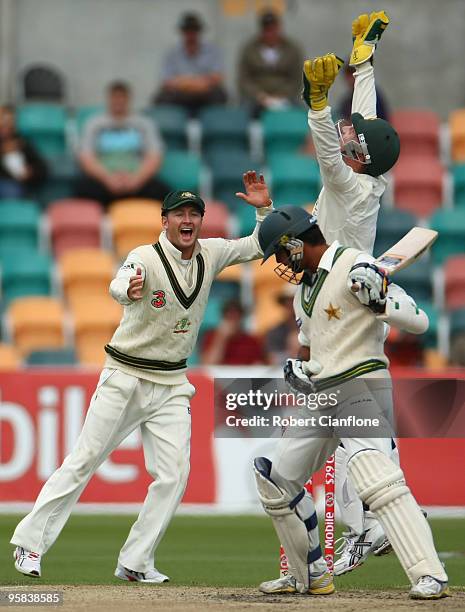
[253,205,449,599]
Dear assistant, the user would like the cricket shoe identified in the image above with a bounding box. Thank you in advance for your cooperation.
[13,547,41,577]
[259,572,335,596]
[259,574,297,594]
[409,576,450,600]
[333,521,387,576]
[114,563,169,583]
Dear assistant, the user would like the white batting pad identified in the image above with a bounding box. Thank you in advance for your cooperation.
[348,449,447,585]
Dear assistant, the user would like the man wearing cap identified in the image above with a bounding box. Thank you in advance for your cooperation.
[155,12,227,116]
[238,10,302,116]
[11,175,273,582]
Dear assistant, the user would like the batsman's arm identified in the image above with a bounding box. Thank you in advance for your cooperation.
[377,283,429,335]
[110,251,146,305]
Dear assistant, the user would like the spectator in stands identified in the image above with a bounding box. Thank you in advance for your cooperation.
[76,81,170,207]
[384,327,424,367]
[201,299,266,365]
[154,12,227,117]
[264,287,299,365]
[0,105,47,198]
[336,63,390,122]
[237,10,302,117]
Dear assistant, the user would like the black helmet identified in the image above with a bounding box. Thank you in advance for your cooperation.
[351,112,400,176]
[259,206,317,262]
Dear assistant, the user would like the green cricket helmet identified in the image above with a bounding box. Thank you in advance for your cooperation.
[351,112,400,176]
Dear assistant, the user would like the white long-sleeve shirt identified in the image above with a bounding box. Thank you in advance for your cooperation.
[309,62,387,255]
[106,204,272,384]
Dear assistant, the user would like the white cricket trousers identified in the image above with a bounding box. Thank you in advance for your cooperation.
[11,368,195,572]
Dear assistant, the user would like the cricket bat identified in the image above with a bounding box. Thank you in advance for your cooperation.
[351,226,438,292]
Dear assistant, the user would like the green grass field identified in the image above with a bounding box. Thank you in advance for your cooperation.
[1,515,464,590]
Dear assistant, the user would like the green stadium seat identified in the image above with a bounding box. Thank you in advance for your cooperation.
[199,296,222,335]
[374,208,417,257]
[209,151,254,210]
[200,106,250,159]
[262,108,308,158]
[452,164,465,208]
[0,201,41,251]
[394,265,433,303]
[210,279,240,302]
[1,251,52,305]
[16,104,67,158]
[269,153,320,206]
[38,153,78,206]
[236,204,256,237]
[145,105,189,150]
[417,301,438,348]
[26,347,77,366]
[429,209,465,265]
[74,105,104,134]
[450,309,465,338]
[159,151,201,192]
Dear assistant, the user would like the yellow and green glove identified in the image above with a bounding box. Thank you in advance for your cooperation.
[302,53,344,112]
[350,10,389,66]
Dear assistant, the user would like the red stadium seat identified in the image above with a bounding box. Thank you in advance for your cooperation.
[444,255,465,310]
[393,157,444,217]
[199,200,231,239]
[391,109,440,159]
[449,109,465,163]
[48,198,103,257]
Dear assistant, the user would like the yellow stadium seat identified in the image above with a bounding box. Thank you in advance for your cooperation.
[109,199,163,258]
[0,343,21,369]
[8,297,65,357]
[72,296,122,367]
[252,257,287,294]
[251,258,291,334]
[59,248,115,307]
[450,109,465,162]
[217,263,244,282]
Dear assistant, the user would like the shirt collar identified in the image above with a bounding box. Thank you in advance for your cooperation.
[158,230,201,262]
[316,240,341,272]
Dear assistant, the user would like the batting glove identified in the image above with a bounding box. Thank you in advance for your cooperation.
[349,10,389,66]
[348,262,390,313]
[284,358,316,395]
[302,54,344,112]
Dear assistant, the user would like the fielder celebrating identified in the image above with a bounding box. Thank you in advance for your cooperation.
[253,205,449,600]
[11,176,272,581]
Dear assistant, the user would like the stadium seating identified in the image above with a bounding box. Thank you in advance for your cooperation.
[393,157,444,217]
[16,103,67,158]
[145,105,189,150]
[38,153,78,204]
[449,108,465,163]
[0,343,21,369]
[2,251,52,305]
[394,264,433,303]
[159,151,202,192]
[444,255,465,310]
[209,150,254,210]
[8,297,66,356]
[417,301,438,349]
[109,198,163,258]
[391,109,440,159]
[48,198,103,257]
[450,309,465,337]
[269,153,320,206]
[74,105,104,135]
[235,204,256,237]
[26,347,77,366]
[262,108,308,158]
[59,248,115,307]
[251,258,288,334]
[199,200,230,239]
[452,164,465,208]
[0,200,40,251]
[72,296,122,366]
[200,105,249,159]
[373,208,418,257]
[429,208,465,264]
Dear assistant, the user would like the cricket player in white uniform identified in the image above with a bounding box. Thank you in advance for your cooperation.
[261,11,403,587]
[11,177,273,581]
[254,206,449,600]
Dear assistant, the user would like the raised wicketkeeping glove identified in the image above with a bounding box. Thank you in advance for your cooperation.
[350,10,389,66]
[347,262,390,313]
[302,54,344,112]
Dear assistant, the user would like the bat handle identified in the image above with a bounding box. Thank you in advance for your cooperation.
[350,282,360,293]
